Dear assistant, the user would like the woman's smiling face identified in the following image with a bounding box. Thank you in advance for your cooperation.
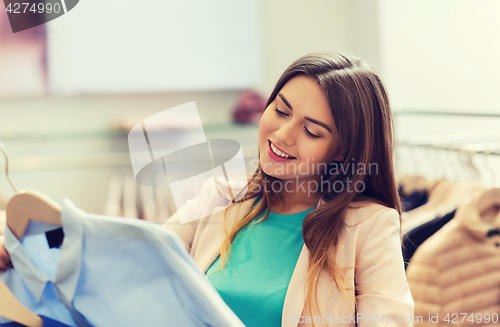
[258,75,344,182]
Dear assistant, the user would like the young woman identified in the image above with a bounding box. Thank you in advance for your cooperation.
[161,52,414,327]
[0,52,414,326]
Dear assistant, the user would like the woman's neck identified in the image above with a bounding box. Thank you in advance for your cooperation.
[268,177,321,214]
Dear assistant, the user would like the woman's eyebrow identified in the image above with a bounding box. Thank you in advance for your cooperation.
[277,93,332,133]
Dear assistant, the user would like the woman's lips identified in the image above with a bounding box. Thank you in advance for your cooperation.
[267,140,296,162]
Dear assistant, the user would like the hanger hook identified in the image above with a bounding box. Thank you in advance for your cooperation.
[457,148,471,180]
[464,149,480,181]
[0,142,18,193]
[489,149,498,187]
[441,144,454,181]
[447,145,457,182]
[480,150,493,187]
[431,144,442,179]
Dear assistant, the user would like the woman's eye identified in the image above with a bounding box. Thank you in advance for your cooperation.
[274,108,288,117]
[304,127,320,139]
[273,107,319,139]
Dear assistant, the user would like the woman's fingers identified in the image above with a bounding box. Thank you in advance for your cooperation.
[1,255,13,269]
[0,244,13,270]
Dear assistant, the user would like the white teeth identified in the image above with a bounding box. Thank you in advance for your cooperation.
[270,142,291,158]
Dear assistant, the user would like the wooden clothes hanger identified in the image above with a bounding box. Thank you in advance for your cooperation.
[0,280,43,327]
[0,142,62,239]
[1,142,61,326]
[424,178,441,195]
[476,150,500,218]
[403,175,425,196]
[413,175,429,193]
[476,188,500,218]
[7,190,62,239]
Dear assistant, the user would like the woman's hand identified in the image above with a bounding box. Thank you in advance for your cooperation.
[0,243,13,272]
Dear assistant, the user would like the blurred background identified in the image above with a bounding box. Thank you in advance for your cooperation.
[0,0,499,220]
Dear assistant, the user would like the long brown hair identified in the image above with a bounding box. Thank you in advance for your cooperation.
[217,51,401,325]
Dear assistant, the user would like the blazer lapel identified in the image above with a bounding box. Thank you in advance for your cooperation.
[192,197,258,273]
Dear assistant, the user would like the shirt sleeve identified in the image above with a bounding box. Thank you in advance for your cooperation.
[355,208,415,326]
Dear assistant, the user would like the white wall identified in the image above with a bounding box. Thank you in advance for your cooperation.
[47,0,262,93]
[379,0,500,113]
[378,0,500,184]
[259,0,382,94]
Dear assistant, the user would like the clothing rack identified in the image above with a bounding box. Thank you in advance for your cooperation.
[397,141,500,157]
[2,145,258,172]
[393,109,500,118]
[394,110,500,156]
[0,121,260,172]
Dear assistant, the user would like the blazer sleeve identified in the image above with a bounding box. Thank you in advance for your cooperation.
[161,177,230,251]
[355,208,415,326]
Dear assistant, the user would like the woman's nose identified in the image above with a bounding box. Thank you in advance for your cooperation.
[275,121,295,146]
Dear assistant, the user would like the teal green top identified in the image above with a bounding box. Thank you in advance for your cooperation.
[205,202,316,327]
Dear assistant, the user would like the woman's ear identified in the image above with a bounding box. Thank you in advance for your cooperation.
[334,145,350,163]
[333,153,344,162]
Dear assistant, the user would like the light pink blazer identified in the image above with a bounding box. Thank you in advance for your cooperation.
[163,178,414,327]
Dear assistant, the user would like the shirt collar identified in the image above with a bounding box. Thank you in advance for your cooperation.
[4,225,51,302]
[4,198,85,303]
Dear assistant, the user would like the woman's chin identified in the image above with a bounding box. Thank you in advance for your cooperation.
[260,166,280,179]
[261,169,290,180]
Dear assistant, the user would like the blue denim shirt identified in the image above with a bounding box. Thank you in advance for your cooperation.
[0,199,243,327]
[0,315,72,327]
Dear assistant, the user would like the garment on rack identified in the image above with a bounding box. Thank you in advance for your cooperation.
[406,202,500,327]
[400,189,428,212]
[206,204,315,327]
[402,209,456,269]
[0,315,72,327]
[103,174,175,224]
[400,181,486,237]
[0,199,244,327]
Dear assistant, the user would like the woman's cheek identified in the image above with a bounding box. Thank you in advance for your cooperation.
[259,111,273,132]
[303,144,328,165]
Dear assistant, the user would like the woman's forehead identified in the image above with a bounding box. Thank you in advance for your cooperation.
[278,75,334,122]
